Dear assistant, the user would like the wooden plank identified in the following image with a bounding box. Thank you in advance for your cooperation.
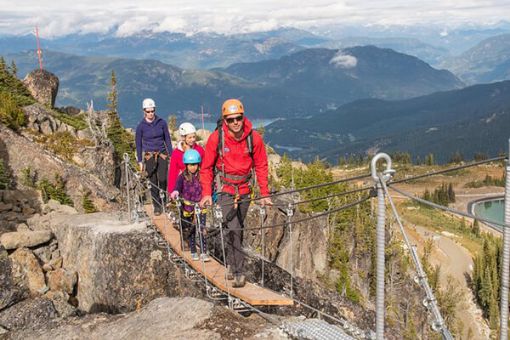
[149,207,293,306]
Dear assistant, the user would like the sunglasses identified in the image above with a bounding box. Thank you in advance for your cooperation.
[145,109,155,113]
[225,115,243,124]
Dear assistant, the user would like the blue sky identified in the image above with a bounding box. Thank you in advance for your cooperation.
[1,0,509,37]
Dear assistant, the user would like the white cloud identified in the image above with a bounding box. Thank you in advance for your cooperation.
[330,52,357,68]
[0,0,509,37]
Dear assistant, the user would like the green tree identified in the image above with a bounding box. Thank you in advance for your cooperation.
[107,70,118,114]
[0,159,9,189]
[106,70,134,161]
[167,115,177,134]
[425,153,435,166]
[9,60,17,77]
[82,191,98,213]
[449,151,464,164]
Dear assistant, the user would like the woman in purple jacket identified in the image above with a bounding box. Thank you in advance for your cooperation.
[135,98,172,215]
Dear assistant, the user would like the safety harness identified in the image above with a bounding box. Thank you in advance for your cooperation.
[213,119,256,213]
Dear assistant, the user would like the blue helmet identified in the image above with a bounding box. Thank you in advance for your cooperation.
[183,149,201,164]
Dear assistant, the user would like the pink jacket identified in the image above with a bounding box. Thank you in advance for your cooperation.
[167,141,205,192]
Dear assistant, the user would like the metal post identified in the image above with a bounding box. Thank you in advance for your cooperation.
[159,189,166,215]
[259,205,266,287]
[286,203,294,299]
[500,139,510,340]
[214,204,232,301]
[370,153,394,340]
[176,199,186,252]
[195,204,209,290]
[123,153,131,222]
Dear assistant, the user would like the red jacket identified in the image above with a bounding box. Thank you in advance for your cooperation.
[167,141,205,192]
[200,118,269,196]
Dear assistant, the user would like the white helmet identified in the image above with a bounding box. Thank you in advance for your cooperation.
[142,98,156,110]
[179,122,197,136]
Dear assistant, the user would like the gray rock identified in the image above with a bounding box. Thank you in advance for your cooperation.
[15,223,31,232]
[45,291,77,319]
[33,245,52,264]
[1,125,120,213]
[48,213,197,313]
[0,202,13,212]
[26,214,51,231]
[0,325,7,334]
[47,269,77,294]
[1,231,53,250]
[51,249,60,260]
[0,297,58,331]
[23,69,59,108]
[10,248,47,295]
[11,297,218,340]
[44,200,77,215]
[0,246,27,310]
[48,256,62,269]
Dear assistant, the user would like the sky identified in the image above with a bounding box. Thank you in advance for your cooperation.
[1,0,510,37]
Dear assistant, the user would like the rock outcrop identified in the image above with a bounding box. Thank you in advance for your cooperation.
[1,230,53,250]
[23,104,91,140]
[0,125,119,212]
[23,69,59,108]
[47,213,199,313]
[9,248,48,295]
[0,246,27,310]
[0,190,40,233]
[0,297,58,333]
[243,197,330,281]
[7,297,286,340]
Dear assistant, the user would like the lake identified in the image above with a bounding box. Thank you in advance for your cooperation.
[472,198,505,228]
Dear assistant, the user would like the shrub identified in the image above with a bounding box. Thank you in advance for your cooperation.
[82,191,97,213]
[0,91,27,130]
[38,174,73,206]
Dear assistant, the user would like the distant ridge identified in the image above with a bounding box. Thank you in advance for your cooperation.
[265,80,510,163]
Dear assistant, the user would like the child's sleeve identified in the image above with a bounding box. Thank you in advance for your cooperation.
[174,175,184,193]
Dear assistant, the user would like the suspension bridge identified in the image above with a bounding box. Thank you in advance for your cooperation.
[118,149,510,340]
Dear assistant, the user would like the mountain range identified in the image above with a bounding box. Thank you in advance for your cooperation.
[8,46,462,127]
[265,80,510,163]
[3,24,509,70]
[442,33,510,84]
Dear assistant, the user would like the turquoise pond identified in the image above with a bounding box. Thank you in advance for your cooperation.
[472,198,505,227]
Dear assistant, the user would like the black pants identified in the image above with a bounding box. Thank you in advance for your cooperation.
[181,211,207,254]
[145,154,169,212]
[218,193,250,276]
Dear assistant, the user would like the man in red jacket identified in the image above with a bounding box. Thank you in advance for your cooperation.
[200,98,272,288]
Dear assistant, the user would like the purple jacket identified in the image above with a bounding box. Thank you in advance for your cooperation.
[135,115,172,162]
[174,172,202,213]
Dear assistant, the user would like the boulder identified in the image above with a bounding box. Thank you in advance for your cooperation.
[7,297,284,340]
[23,69,59,108]
[0,246,27,310]
[10,248,48,295]
[44,200,77,215]
[47,269,77,294]
[1,231,53,250]
[33,245,52,264]
[0,297,58,332]
[44,291,77,318]
[48,213,197,313]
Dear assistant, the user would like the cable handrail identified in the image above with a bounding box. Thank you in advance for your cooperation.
[390,156,505,185]
[381,178,453,339]
[388,185,507,229]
